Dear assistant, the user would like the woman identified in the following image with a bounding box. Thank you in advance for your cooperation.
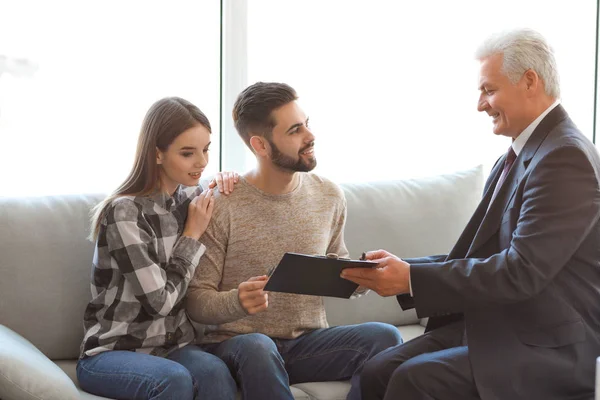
[77,97,237,399]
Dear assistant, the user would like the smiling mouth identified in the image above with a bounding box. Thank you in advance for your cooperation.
[189,172,201,178]
[300,147,314,156]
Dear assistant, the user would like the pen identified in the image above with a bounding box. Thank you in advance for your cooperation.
[360,252,366,261]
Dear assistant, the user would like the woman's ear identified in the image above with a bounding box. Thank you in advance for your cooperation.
[249,135,268,156]
[156,147,164,164]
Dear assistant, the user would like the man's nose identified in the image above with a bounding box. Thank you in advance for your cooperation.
[477,96,488,112]
[305,128,316,143]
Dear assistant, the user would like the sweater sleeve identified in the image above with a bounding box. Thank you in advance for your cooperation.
[185,208,247,324]
[327,194,350,259]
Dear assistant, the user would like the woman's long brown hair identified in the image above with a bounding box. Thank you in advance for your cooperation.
[89,97,211,241]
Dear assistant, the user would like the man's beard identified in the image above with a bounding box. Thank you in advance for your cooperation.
[268,139,317,172]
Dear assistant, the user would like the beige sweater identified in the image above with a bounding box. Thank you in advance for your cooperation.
[186,173,349,343]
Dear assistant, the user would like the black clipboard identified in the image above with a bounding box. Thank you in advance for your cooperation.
[263,252,378,298]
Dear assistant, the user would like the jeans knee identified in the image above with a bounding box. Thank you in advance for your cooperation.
[238,333,277,353]
[197,362,237,399]
[205,360,236,387]
[154,365,194,398]
[362,322,403,352]
[232,333,282,368]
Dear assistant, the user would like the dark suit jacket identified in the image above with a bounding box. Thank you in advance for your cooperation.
[398,105,600,400]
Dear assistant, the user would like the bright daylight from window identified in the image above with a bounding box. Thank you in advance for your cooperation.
[0,1,596,195]
[247,0,596,183]
[0,1,220,196]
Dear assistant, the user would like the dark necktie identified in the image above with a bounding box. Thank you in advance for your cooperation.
[489,146,517,206]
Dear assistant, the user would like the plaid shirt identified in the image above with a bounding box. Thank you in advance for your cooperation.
[81,185,205,358]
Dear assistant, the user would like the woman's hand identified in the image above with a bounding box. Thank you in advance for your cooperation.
[182,189,214,240]
[209,171,240,195]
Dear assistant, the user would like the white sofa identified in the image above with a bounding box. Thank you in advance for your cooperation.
[0,166,483,400]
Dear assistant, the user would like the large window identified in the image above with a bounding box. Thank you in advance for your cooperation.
[0,1,220,196]
[2,1,598,195]
[245,0,596,182]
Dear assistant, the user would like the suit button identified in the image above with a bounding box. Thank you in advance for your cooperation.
[166,333,174,342]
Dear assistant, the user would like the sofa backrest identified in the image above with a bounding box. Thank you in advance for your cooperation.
[0,194,103,360]
[325,166,484,326]
[0,166,483,360]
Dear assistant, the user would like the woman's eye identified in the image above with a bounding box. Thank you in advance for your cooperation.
[181,152,193,157]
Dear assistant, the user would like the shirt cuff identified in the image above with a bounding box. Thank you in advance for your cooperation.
[173,235,206,276]
[350,286,370,299]
[228,288,250,318]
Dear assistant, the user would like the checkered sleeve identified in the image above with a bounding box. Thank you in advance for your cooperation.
[105,199,205,317]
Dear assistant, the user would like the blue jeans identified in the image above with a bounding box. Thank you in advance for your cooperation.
[202,322,402,400]
[77,345,237,400]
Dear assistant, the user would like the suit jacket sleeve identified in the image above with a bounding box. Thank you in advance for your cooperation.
[410,146,600,317]
[396,254,447,310]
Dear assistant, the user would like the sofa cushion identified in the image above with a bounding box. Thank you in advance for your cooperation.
[292,381,351,400]
[397,323,427,342]
[0,325,80,400]
[0,194,104,360]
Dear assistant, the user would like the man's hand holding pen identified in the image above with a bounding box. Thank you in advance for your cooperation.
[238,275,269,315]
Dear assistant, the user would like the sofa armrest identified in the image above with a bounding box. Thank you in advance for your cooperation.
[0,324,80,400]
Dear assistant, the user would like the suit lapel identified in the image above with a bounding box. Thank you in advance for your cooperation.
[465,105,569,257]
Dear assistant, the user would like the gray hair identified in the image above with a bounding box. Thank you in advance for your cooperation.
[475,28,560,98]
